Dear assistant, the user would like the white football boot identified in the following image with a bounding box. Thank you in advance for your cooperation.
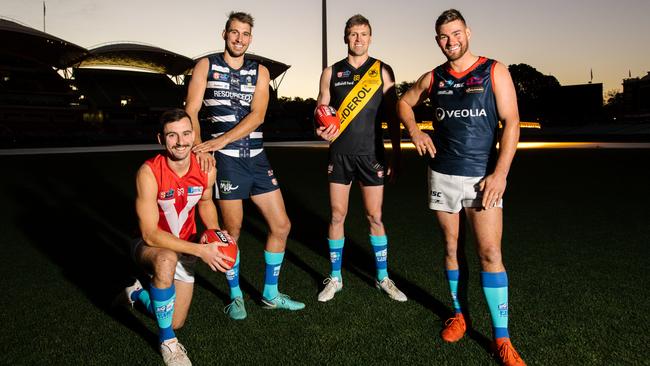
[317,277,343,302]
[160,338,192,366]
[376,277,407,302]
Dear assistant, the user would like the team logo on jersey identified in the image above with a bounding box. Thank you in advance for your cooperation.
[337,70,351,78]
[232,77,240,86]
[160,189,174,199]
[466,76,483,86]
[465,86,484,94]
[436,107,487,121]
[219,180,239,194]
[246,76,252,85]
[188,186,203,195]
[177,187,185,197]
[353,74,360,81]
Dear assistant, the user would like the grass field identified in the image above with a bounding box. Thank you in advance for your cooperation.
[0,146,648,365]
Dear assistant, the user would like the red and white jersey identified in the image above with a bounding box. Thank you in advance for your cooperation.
[145,153,208,241]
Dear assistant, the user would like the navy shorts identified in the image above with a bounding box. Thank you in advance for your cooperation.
[328,154,385,186]
[215,151,280,200]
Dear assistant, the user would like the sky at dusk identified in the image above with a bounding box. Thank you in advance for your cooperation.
[3,0,650,99]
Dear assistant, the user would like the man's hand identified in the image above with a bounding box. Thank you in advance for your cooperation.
[316,124,339,141]
[386,151,401,184]
[193,137,227,154]
[197,240,234,273]
[410,130,436,158]
[194,152,215,173]
[479,172,507,209]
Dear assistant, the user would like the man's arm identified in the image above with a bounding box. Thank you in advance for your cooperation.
[185,58,215,172]
[396,71,436,158]
[135,163,231,272]
[196,167,219,230]
[381,64,401,181]
[479,62,520,209]
[185,58,209,145]
[192,64,271,153]
[314,66,339,141]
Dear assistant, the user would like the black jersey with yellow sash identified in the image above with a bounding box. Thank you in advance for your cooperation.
[329,57,385,156]
[427,57,499,177]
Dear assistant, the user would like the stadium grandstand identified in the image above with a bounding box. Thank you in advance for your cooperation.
[0,17,290,147]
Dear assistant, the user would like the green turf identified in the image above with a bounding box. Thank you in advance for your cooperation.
[0,147,648,365]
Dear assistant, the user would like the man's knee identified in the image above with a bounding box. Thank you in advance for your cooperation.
[151,249,178,286]
[271,216,291,237]
[365,212,383,228]
[478,244,502,266]
[330,208,347,226]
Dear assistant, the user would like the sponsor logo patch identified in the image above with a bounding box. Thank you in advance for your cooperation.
[437,90,453,95]
[465,86,485,94]
[213,72,229,81]
[337,70,351,78]
[436,107,487,121]
[160,189,174,199]
[219,180,239,194]
[188,186,203,195]
[498,302,508,317]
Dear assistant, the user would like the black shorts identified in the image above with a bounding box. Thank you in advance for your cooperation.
[215,151,280,200]
[328,154,385,186]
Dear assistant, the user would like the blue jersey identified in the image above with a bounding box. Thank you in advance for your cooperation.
[427,57,499,177]
[201,53,263,158]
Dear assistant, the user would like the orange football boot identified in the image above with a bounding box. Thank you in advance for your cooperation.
[441,313,466,342]
[495,338,526,366]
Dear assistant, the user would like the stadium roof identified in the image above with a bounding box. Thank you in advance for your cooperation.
[0,18,88,68]
[78,43,194,75]
[196,52,290,81]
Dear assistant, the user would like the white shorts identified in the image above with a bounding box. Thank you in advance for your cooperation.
[427,169,503,213]
[131,239,197,283]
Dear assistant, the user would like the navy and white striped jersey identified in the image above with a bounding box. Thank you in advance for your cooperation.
[201,53,263,158]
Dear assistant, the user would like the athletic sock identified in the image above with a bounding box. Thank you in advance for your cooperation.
[481,271,510,339]
[131,288,154,314]
[328,237,345,281]
[262,250,284,300]
[226,251,243,299]
[150,284,176,344]
[370,235,388,281]
[445,269,462,314]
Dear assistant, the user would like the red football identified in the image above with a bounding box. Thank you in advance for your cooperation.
[201,229,238,268]
[315,105,341,129]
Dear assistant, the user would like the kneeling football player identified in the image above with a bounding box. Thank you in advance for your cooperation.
[119,109,234,366]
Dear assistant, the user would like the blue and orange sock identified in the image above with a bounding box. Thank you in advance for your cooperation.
[370,235,388,281]
[226,251,243,299]
[481,271,510,339]
[446,269,462,314]
[328,238,344,280]
[150,284,176,343]
[262,250,284,300]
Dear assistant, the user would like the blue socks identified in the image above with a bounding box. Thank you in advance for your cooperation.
[481,271,510,339]
[370,235,388,281]
[130,287,154,314]
[150,284,176,343]
[262,251,284,300]
[226,251,243,299]
[328,238,345,280]
[446,269,462,314]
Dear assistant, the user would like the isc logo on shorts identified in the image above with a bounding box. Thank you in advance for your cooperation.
[431,190,442,197]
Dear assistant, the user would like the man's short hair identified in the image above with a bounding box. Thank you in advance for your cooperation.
[435,9,467,34]
[344,14,371,42]
[159,108,191,134]
[225,11,254,31]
